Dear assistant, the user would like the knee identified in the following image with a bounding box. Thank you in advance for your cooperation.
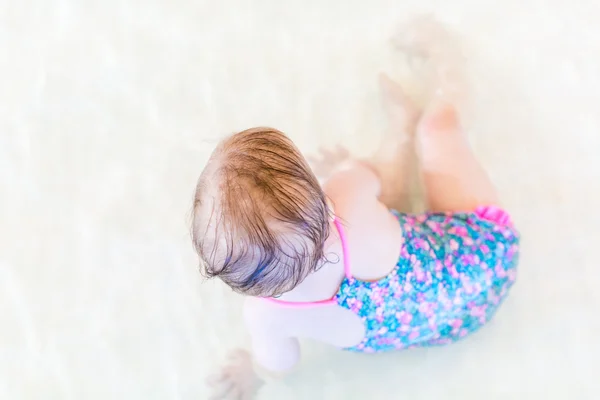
[418,102,461,134]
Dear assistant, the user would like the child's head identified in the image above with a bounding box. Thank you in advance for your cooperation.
[192,128,331,297]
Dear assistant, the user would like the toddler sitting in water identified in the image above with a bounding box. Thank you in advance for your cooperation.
[192,19,520,399]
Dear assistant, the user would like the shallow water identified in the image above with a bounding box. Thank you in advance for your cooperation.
[1,1,599,398]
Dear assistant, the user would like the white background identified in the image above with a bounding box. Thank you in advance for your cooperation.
[1,0,599,398]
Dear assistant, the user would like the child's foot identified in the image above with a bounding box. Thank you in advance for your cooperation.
[378,72,419,133]
[391,15,467,106]
[391,14,448,58]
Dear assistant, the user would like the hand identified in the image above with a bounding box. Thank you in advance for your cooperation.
[307,145,351,180]
[206,349,263,400]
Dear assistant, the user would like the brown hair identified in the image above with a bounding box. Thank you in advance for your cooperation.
[191,127,331,297]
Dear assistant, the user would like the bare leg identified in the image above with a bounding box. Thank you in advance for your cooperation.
[373,73,420,212]
[416,100,499,212]
[395,15,499,212]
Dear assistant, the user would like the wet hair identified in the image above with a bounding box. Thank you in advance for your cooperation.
[191,127,331,297]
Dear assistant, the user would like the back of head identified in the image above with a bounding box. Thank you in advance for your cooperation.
[192,128,330,297]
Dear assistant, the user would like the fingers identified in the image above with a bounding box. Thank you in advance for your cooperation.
[334,144,350,159]
[316,148,334,160]
[208,376,235,400]
[307,154,326,177]
[320,146,347,159]
[308,145,351,179]
[307,148,328,166]
[207,349,259,400]
[378,73,408,105]
[207,369,244,400]
[206,371,227,386]
[227,349,251,365]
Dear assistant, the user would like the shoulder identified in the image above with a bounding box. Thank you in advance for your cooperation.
[323,161,387,225]
[323,161,381,201]
[323,160,395,233]
[323,165,403,281]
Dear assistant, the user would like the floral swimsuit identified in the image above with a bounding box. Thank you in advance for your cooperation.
[270,206,520,353]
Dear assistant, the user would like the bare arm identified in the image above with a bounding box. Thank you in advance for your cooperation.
[206,301,299,400]
[243,298,301,374]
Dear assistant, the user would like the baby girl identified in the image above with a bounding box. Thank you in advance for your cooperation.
[192,19,520,400]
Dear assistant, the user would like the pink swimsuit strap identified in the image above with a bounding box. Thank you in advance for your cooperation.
[263,218,351,308]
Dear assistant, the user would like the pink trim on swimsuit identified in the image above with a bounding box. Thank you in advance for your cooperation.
[263,218,351,308]
[474,205,513,227]
[263,207,512,308]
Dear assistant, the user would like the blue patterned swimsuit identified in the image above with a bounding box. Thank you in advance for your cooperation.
[272,206,520,353]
